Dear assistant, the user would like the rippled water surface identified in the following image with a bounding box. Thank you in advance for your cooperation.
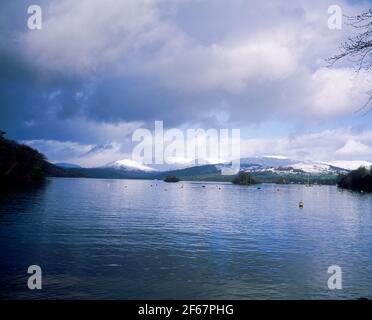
[0,178,371,299]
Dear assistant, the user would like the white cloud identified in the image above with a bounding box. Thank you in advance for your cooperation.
[24,0,300,90]
[24,139,132,167]
[138,33,299,93]
[240,128,372,162]
[306,68,372,118]
[24,127,372,168]
[25,139,93,160]
[335,139,372,158]
[23,0,169,74]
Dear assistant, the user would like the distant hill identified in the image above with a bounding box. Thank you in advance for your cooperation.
[58,160,344,185]
[63,167,152,180]
[55,162,82,169]
[0,136,82,186]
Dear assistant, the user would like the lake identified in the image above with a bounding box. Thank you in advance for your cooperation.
[0,178,371,299]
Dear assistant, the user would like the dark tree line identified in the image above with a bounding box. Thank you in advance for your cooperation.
[338,166,372,192]
[0,131,76,186]
[0,135,48,184]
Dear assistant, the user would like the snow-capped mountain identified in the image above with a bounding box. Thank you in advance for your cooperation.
[106,157,223,172]
[104,159,157,172]
[290,162,343,173]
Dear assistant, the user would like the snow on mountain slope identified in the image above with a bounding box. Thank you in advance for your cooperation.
[105,157,222,173]
[221,157,348,174]
[240,156,296,169]
[103,156,368,174]
[325,160,372,171]
[290,162,340,173]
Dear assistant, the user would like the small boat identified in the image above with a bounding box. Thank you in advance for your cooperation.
[299,201,304,208]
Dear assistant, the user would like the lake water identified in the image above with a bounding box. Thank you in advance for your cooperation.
[0,178,371,299]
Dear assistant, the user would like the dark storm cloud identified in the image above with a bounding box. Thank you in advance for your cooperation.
[0,0,203,141]
[1,0,372,165]
[85,143,115,155]
[0,0,367,135]
[0,49,86,140]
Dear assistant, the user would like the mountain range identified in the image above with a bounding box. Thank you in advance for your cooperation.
[56,156,372,183]
[3,134,369,186]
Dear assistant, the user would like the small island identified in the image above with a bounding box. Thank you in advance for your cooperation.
[275,177,289,185]
[232,171,260,185]
[164,175,180,183]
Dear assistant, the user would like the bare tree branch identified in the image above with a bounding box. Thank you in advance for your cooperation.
[328,9,372,114]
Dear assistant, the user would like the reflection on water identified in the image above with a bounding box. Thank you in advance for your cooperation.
[0,178,371,299]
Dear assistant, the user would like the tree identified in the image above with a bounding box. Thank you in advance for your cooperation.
[329,9,372,114]
[0,130,6,139]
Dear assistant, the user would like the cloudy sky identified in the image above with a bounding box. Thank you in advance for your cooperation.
[1,0,372,167]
